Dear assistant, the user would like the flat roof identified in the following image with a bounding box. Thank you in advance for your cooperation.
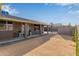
[0,14,48,25]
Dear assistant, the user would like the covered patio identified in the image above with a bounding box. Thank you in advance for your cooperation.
[0,14,49,43]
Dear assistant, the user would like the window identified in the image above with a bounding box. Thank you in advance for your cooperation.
[6,21,13,31]
[0,21,13,31]
[0,21,6,31]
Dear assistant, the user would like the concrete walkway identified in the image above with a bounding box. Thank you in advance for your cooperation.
[24,34,76,56]
[0,33,76,56]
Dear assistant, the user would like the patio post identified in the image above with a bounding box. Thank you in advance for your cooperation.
[25,24,29,38]
[47,25,49,34]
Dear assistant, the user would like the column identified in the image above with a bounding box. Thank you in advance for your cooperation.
[40,25,42,35]
[47,25,49,34]
[40,25,45,35]
[25,24,29,38]
[42,25,44,34]
[21,24,25,37]
[5,21,8,31]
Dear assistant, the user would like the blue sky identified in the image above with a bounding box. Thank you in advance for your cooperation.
[2,3,79,25]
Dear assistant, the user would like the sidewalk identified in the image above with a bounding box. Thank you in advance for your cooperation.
[24,34,76,56]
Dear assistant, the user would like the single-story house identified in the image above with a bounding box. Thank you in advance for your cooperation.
[0,14,49,41]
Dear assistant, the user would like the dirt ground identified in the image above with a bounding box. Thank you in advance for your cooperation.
[0,33,76,56]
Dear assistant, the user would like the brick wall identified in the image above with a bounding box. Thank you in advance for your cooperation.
[13,22,22,33]
[0,31,13,41]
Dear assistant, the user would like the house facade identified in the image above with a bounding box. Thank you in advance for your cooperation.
[0,14,49,41]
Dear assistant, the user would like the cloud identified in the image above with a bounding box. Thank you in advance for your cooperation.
[54,3,73,6]
[68,9,79,19]
[68,10,79,14]
[2,4,19,15]
[44,3,72,6]
[44,3,79,16]
[68,10,79,18]
[68,4,79,15]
